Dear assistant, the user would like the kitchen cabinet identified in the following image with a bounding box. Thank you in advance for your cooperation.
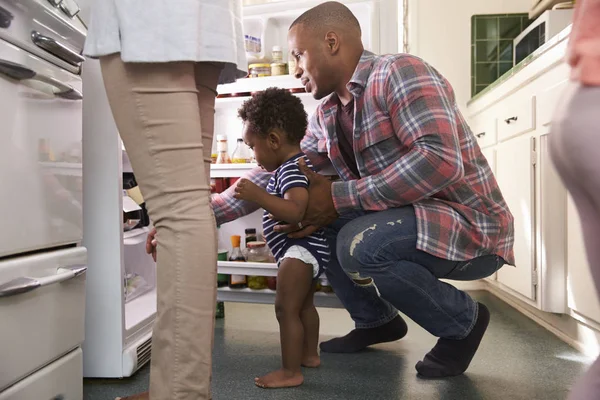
[567,196,600,324]
[495,134,536,300]
[466,25,575,313]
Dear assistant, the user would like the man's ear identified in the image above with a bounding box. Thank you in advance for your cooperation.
[325,31,340,55]
[267,130,282,150]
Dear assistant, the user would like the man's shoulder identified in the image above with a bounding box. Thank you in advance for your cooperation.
[369,53,437,80]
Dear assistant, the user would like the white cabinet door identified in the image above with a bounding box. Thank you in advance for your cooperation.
[566,195,600,324]
[481,147,497,282]
[495,135,536,300]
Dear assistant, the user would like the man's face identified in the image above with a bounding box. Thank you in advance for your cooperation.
[288,24,337,100]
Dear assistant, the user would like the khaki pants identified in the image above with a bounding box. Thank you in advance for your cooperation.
[101,54,222,400]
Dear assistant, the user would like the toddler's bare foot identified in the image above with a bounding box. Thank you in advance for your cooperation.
[301,355,321,368]
[254,369,304,388]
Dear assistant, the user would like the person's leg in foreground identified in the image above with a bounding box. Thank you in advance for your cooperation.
[255,258,317,388]
[550,84,600,400]
[101,55,222,400]
[323,207,503,378]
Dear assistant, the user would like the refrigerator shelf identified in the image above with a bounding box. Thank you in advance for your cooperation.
[217,75,303,96]
[217,286,343,308]
[211,163,259,178]
[218,260,277,277]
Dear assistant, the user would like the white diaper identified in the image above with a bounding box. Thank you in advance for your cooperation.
[279,245,320,278]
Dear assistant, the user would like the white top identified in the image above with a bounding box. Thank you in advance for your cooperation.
[83,0,247,84]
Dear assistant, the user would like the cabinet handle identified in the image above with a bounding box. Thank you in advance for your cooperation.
[0,5,13,29]
[31,31,85,66]
[0,58,83,100]
[476,132,486,138]
[505,116,518,124]
[0,265,87,298]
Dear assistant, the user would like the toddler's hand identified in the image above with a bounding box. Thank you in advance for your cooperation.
[234,178,263,202]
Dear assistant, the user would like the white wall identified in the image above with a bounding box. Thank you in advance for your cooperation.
[407,0,532,112]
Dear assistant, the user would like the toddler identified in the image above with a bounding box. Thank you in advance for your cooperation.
[234,87,330,389]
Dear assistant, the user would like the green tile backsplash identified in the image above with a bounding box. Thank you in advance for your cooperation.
[471,14,531,97]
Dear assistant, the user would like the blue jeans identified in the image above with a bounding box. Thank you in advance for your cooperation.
[323,206,505,340]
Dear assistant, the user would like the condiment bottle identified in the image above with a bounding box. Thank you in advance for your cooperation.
[216,135,231,164]
[231,138,253,163]
[229,235,247,288]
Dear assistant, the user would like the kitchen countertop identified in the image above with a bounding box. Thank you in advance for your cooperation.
[468,24,572,106]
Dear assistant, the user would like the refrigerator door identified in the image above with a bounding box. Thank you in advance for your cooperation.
[0,247,86,392]
[0,38,83,258]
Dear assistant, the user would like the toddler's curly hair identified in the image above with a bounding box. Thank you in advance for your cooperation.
[238,87,308,144]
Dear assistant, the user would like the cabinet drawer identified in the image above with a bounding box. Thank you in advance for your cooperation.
[0,247,86,391]
[0,348,82,400]
[497,95,536,142]
[470,114,497,148]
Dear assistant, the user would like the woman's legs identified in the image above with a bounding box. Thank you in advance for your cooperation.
[550,84,600,400]
[100,54,221,400]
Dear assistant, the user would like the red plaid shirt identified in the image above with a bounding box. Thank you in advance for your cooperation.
[212,52,515,263]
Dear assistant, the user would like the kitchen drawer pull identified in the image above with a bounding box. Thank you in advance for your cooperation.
[31,31,85,66]
[0,265,87,298]
[0,59,83,100]
[476,132,486,138]
[505,116,518,124]
[0,5,13,29]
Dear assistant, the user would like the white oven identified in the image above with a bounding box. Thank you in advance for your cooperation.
[0,0,86,399]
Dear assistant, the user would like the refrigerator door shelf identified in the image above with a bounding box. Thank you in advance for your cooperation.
[0,246,86,392]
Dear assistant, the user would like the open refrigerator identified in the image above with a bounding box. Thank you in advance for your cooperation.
[214,0,399,306]
[80,0,399,378]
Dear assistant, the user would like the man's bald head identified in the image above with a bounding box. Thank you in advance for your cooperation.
[290,1,361,37]
[287,1,364,101]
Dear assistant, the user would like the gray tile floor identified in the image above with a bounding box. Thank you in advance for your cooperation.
[84,292,593,400]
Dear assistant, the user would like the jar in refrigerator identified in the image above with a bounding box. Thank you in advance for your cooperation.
[271,62,287,76]
[216,135,231,164]
[271,45,283,63]
[231,138,253,163]
[246,241,269,290]
[288,58,297,76]
[249,63,271,78]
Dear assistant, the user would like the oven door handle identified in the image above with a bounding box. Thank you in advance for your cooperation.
[0,265,87,298]
[31,31,85,66]
[0,58,82,100]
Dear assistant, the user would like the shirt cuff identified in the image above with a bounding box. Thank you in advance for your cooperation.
[332,180,361,214]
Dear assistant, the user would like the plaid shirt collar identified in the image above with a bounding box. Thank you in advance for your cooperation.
[321,50,376,112]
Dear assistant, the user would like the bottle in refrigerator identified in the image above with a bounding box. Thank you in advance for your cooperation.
[215,301,225,319]
[216,135,231,164]
[229,235,247,288]
[231,138,253,163]
[217,249,229,288]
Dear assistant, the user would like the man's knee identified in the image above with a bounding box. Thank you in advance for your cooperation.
[336,221,380,267]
